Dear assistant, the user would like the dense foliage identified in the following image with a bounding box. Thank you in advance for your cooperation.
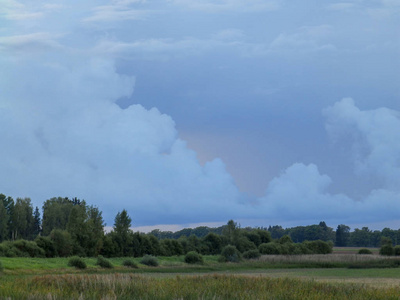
[1,192,400,258]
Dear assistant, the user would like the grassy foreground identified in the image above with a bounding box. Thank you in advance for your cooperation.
[1,253,400,299]
[1,273,400,299]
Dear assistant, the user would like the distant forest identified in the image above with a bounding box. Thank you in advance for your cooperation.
[0,194,399,258]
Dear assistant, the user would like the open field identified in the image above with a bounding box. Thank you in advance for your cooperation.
[2,253,400,299]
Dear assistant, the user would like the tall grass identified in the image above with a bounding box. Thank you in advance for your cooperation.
[259,254,400,266]
[1,273,400,299]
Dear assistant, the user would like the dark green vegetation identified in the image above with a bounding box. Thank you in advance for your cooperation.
[67,256,87,269]
[184,251,203,264]
[1,192,400,261]
[358,248,373,255]
[122,259,138,268]
[140,255,159,267]
[96,255,114,269]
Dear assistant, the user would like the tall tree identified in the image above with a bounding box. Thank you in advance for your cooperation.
[85,205,105,256]
[0,200,9,242]
[222,220,239,244]
[11,198,35,240]
[335,224,350,246]
[66,202,87,255]
[113,209,132,256]
[32,206,41,237]
[0,194,14,240]
[66,202,105,256]
[42,197,74,236]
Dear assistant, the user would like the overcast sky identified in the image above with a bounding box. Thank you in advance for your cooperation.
[1,0,399,231]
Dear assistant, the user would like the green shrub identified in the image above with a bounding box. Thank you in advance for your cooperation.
[358,248,373,255]
[219,245,241,263]
[394,245,400,256]
[50,229,73,257]
[96,255,113,269]
[293,243,312,255]
[68,256,87,269]
[304,240,332,254]
[122,259,138,268]
[140,255,159,267]
[184,251,204,264]
[242,249,261,259]
[380,244,394,256]
[0,260,3,272]
[35,236,56,258]
[258,242,281,255]
[13,240,45,258]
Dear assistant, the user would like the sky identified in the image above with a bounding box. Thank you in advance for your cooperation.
[1,0,399,232]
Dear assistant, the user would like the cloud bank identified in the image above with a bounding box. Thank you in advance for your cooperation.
[1,0,399,228]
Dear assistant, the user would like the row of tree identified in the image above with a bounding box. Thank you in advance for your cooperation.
[150,222,400,248]
[1,193,399,257]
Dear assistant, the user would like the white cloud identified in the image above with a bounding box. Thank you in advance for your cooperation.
[0,44,247,224]
[324,98,400,191]
[254,99,400,225]
[258,163,354,221]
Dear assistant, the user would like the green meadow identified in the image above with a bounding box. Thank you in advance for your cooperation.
[2,252,400,299]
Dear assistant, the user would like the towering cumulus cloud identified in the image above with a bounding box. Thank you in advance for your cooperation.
[257,99,400,226]
[0,1,246,225]
[0,50,243,224]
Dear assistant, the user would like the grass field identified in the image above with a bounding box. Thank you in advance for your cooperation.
[1,250,400,299]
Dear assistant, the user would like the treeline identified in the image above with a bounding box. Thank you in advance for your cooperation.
[0,193,398,259]
[268,223,400,248]
[150,222,400,248]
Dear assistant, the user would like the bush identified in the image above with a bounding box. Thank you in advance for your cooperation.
[293,243,312,255]
[380,244,394,256]
[304,240,332,254]
[219,245,241,263]
[259,242,281,255]
[50,229,73,257]
[122,259,138,268]
[0,260,3,272]
[184,251,204,264]
[358,248,373,255]
[96,255,113,269]
[140,255,159,267]
[68,256,87,269]
[35,236,56,258]
[242,249,261,260]
[13,240,45,258]
[394,245,400,256]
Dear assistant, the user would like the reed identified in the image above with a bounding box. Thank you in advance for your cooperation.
[1,273,400,299]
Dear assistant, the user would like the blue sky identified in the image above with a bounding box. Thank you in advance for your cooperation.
[1,0,399,231]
